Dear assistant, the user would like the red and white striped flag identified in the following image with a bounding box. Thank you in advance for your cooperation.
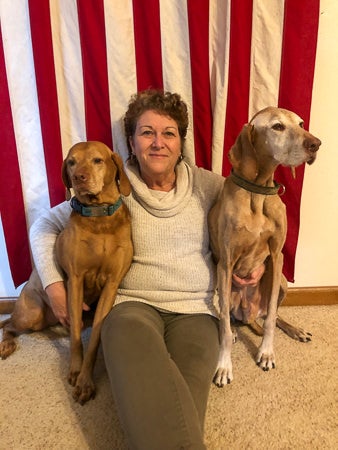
[0,0,320,287]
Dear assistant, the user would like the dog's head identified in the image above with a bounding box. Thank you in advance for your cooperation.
[229,107,321,178]
[61,141,131,202]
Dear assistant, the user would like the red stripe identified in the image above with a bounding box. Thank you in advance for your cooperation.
[278,0,320,123]
[187,0,212,170]
[77,0,113,149]
[277,0,320,281]
[28,0,64,206]
[0,27,31,286]
[222,0,253,176]
[132,0,163,90]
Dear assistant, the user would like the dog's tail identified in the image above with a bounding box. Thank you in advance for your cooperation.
[0,318,11,329]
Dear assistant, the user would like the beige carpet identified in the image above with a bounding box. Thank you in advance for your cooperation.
[1,305,337,450]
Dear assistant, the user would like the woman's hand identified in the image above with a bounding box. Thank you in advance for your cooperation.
[232,264,265,288]
[45,281,70,328]
[45,281,91,329]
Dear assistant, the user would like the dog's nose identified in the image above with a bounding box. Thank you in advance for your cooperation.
[73,172,88,182]
[304,136,321,153]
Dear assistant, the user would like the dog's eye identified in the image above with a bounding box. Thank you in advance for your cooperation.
[67,159,76,167]
[272,123,285,131]
[299,122,304,129]
[93,158,104,164]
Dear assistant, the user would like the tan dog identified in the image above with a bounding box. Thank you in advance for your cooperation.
[208,107,321,387]
[0,141,133,404]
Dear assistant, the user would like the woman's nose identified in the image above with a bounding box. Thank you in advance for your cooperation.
[152,133,164,148]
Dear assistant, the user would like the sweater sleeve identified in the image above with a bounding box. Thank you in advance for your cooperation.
[29,201,71,289]
[192,166,225,205]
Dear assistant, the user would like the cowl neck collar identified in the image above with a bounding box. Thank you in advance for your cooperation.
[125,161,193,217]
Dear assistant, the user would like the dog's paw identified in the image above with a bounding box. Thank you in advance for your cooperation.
[298,331,312,342]
[291,327,312,342]
[214,343,234,387]
[68,354,83,386]
[213,363,234,387]
[73,377,96,405]
[276,317,312,342]
[0,340,17,359]
[256,348,275,371]
[67,369,80,387]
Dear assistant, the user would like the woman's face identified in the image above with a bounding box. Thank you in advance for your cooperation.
[129,110,182,180]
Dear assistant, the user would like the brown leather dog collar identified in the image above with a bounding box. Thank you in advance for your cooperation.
[70,196,123,217]
[230,170,285,196]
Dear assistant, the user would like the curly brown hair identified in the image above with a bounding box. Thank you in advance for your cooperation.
[124,89,189,160]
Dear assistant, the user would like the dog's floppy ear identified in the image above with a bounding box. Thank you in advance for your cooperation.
[61,158,72,200]
[111,152,131,196]
[228,124,257,179]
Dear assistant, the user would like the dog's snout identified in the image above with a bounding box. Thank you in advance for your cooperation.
[303,135,321,166]
[304,136,321,153]
[73,171,88,182]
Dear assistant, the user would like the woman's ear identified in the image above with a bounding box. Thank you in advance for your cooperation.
[129,136,135,153]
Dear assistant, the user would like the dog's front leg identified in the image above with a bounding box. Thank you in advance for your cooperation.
[256,253,283,371]
[73,281,119,405]
[214,263,234,387]
[67,277,84,387]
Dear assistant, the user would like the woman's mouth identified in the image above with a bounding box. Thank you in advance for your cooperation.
[149,154,169,160]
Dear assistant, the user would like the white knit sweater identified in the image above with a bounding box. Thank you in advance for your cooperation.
[30,161,224,317]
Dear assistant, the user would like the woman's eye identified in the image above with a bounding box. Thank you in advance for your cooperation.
[164,131,176,138]
[272,123,285,131]
[141,130,153,136]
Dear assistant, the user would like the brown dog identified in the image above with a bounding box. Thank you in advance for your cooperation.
[208,107,321,387]
[0,141,133,404]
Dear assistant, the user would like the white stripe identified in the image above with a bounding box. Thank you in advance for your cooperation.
[50,0,86,157]
[104,0,137,162]
[159,0,195,165]
[249,0,285,117]
[0,0,50,225]
[209,0,231,174]
[0,216,26,295]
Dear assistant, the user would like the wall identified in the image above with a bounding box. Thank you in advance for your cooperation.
[291,0,338,287]
[0,0,337,296]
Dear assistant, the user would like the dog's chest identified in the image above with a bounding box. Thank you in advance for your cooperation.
[227,194,284,239]
[217,190,286,274]
[56,218,129,272]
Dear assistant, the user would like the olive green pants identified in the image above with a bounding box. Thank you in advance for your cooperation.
[101,301,219,450]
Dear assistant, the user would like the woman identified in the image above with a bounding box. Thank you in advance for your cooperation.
[30,90,263,449]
